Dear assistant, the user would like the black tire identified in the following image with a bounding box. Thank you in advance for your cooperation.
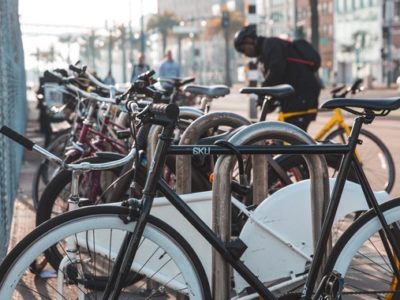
[31,131,72,209]
[36,155,123,269]
[0,206,211,299]
[326,128,395,193]
[323,199,400,299]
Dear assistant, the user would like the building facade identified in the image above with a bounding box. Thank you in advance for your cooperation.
[334,0,382,85]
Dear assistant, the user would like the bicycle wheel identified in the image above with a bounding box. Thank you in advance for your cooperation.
[36,155,123,268]
[324,198,400,299]
[0,206,211,299]
[31,131,72,209]
[326,128,395,193]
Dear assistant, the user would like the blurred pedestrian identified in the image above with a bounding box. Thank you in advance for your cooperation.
[159,50,180,78]
[131,53,150,82]
[234,25,321,131]
[91,70,103,83]
[103,70,115,85]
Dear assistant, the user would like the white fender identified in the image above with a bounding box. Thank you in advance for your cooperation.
[234,179,390,292]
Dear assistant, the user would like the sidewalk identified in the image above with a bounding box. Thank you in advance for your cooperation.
[8,96,43,250]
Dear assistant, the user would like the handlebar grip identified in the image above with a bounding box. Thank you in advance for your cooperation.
[43,70,63,84]
[0,126,35,150]
[69,64,81,73]
[150,103,180,121]
[137,70,156,81]
[69,64,87,75]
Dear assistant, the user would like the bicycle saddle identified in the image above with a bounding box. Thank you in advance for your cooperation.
[183,84,230,98]
[158,77,195,88]
[321,97,400,112]
[240,84,294,99]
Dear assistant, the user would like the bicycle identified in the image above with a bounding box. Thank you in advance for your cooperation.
[35,73,234,229]
[1,84,400,298]
[242,79,395,193]
[31,67,131,209]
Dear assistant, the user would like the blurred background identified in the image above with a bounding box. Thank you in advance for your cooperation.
[19,0,400,89]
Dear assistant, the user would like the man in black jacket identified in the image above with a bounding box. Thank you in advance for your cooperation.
[234,25,321,131]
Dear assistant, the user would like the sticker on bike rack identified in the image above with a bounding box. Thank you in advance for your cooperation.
[193,147,211,155]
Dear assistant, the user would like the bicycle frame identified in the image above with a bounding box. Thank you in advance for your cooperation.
[104,113,400,299]
[277,108,350,141]
[67,100,128,159]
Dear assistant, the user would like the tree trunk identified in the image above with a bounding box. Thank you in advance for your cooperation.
[309,0,319,51]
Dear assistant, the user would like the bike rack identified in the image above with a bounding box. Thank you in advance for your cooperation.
[146,106,205,168]
[212,121,330,299]
[175,111,251,194]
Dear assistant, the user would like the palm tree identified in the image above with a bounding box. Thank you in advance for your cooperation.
[77,30,101,70]
[146,11,179,54]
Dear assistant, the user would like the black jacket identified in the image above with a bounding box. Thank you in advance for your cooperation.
[257,37,321,113]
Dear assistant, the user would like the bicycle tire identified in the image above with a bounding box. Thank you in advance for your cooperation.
[0,205,211,299]
[31,131,71,209]
[36,155,123,269]
[326,128,395,193]
[324,198,400,299]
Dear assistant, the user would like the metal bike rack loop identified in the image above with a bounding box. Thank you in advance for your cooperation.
[212,121,330,299]
[175,111,251,194]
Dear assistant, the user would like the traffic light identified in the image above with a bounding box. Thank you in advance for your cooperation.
[222,11,230,28]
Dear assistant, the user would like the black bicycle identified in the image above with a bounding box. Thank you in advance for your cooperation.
[1,82,400,299]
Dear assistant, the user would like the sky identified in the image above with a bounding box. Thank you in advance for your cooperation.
[19,0,157,71]
[19,0,157,29]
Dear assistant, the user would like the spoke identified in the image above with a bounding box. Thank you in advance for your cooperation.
[16,281,61,300]
[348,265,392,285]
[366,237,391,272]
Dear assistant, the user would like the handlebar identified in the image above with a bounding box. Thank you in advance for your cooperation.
[0,125,136,172]
[0,126,34,150]
[126,101,180,125]
[331,78,364,98]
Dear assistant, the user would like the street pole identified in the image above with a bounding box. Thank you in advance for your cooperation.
[120,25,127,82]
[222,10,232,87]
[140,0,145,54]
[224,26,232,87]
[129,1,134,68]
[107,24,113,72]
[387,0,394,87]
